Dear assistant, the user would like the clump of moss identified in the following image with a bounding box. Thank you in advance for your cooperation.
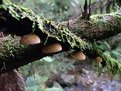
[0,35,28,61]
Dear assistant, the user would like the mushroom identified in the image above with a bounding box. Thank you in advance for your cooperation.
[20,34,41,45]
[42,43,62,53]
[69,51,86,61]
[95,56,103,62]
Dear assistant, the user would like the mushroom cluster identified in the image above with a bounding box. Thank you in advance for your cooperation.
[20,33,103,64]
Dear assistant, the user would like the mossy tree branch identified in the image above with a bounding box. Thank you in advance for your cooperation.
[0,0,121,74]
[70,12,121,41]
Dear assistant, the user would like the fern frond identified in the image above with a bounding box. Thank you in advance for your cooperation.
[25,75,39,87]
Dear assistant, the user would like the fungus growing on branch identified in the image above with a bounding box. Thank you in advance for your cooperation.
[20,34,41,45]
[42,43,62,53]
[95,56,103,63]
[69,51,86,61]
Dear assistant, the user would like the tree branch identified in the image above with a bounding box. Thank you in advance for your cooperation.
[0,0,121,74]
[70,12,121,41]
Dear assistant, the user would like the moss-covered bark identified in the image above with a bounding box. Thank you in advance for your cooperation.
[70,12,121,41]
[0,0,121,74]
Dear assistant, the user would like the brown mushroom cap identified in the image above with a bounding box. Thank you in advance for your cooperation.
[42,43,62,53]
[69,51,86,61]
[20,34,41,45]
[95,56,103,62]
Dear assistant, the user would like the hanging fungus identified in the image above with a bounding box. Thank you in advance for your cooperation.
[42,43,62,53]
[20,34,41,45]
[69,51,86,61]
[95,56,103,62]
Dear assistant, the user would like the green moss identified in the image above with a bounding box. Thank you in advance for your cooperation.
[91,12,121,31]
[0,36,28,61]
[93,45,121,75]
[0,1,92,51]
